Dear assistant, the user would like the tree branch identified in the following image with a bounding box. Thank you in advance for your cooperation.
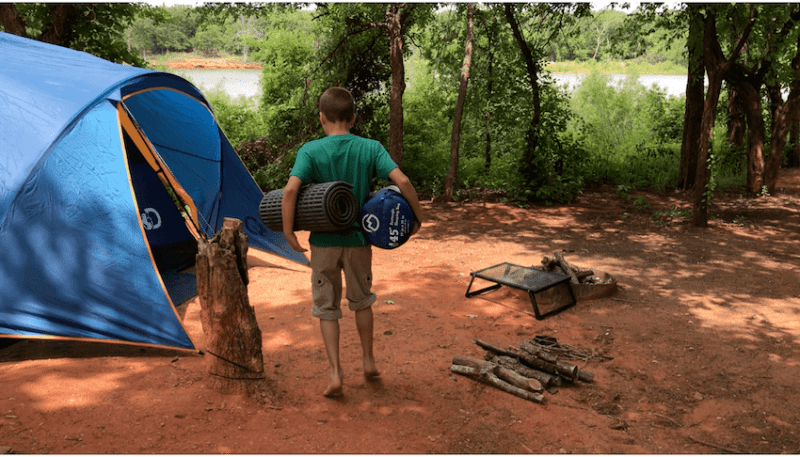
[728,5,757,62]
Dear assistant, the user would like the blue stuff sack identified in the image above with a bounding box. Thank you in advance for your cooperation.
[360,185,414,249]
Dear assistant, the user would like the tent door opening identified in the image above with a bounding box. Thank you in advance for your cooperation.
[123,129,199,306]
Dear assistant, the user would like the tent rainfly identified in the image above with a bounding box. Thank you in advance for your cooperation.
[0,32,308,352]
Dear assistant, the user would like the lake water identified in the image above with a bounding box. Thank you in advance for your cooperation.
[551,73,692,98]
[173,69,262,101]
[174,68,691,101]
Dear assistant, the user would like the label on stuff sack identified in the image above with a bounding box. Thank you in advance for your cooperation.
[387,203,409,247]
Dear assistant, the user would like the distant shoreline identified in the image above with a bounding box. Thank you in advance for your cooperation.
[148,54,262,70]
[148,52,683,75]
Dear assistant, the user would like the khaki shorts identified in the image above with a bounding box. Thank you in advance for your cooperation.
[309,245,375,320]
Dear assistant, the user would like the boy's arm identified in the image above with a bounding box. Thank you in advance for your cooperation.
[281,175,308,252]
[388,167,424,235]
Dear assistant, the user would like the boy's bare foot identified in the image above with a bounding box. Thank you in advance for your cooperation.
[363,357,380,379]
[323,369,344,397]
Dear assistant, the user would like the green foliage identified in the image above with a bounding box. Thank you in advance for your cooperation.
[127,5,197,55]
[250,13,317,139]
[5,3,148,66]
[632,196,651,211]
[203,88,264,149]
[30,3,752,208]
[653,205,692,224]
[514,82,589,204]
[402,54,451,197]
[707,124,747,192]
[568,71,682,189]
[252,150,297,192]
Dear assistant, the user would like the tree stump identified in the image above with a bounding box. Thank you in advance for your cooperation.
[196,218,271,402]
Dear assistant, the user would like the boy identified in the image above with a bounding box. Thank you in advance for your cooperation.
[281,87,424,397]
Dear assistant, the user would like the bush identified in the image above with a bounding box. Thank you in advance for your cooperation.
[204,89,265,150]
[402,57,453,198]
[568,71,682,189]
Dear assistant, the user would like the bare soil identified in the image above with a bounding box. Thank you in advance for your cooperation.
[153,56,262,70]
[2,169,800,454]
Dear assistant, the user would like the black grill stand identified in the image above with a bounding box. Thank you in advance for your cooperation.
[465,262,577,319]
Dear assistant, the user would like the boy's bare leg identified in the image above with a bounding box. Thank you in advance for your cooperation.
[319,319,344,397]
[355,307,380,378]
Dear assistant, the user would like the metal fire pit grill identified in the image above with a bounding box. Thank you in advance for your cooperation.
[466,262,576,319]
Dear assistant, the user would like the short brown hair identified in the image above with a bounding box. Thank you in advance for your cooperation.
[318,87,355,123]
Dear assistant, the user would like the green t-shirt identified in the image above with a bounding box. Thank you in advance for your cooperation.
[290,134,398,247]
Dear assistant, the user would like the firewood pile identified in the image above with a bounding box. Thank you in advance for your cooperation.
[450,336,611,404]
[539,252,614,286]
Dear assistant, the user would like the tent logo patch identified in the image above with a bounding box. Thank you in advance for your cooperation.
[141,208,162,230]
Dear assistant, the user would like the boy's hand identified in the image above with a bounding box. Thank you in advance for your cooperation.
[411,219,422,236]
[285,231,308,253]
[281,176,306,252]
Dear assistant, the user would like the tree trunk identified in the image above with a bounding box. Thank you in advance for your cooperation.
[678,4,705,191]
[693,12,727,227]
[386,4,408,169]
[484,35,494,171]
[727,85,747,149]
[444,3,475,201]
[765,89,800,193]
[196,218,271,401]
[788,112,800,168]
[504,3,542,194]
[765,34,800,191]
[736,80,767,195]
[0,3,79,46]
[0,4,27,37]
[39,4,80,46]
[692,6,756,227]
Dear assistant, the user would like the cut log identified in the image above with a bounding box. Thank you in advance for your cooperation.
[541,254,593,283]
[196,218,272,402]
[554,252,579,284]
[452,355,543,392]
[541,255,558,271]
[489,354,560,387]
[575,269,595,281]
[577,370,595,383]
[519,341,595,382]
[475,339,578,381]
[450,364,544,403]
[518,341,582,381]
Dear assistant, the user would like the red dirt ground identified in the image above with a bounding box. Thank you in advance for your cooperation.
[2,169,800,454]
[158,57,262,70]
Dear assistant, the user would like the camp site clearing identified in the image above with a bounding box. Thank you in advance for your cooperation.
[2,168,800,453]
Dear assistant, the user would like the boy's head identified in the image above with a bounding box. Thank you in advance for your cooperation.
[319,87,355,123]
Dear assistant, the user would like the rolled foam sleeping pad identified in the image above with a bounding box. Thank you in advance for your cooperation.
[259,181,358,232]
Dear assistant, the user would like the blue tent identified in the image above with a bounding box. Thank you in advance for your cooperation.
[0,32,308,352]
